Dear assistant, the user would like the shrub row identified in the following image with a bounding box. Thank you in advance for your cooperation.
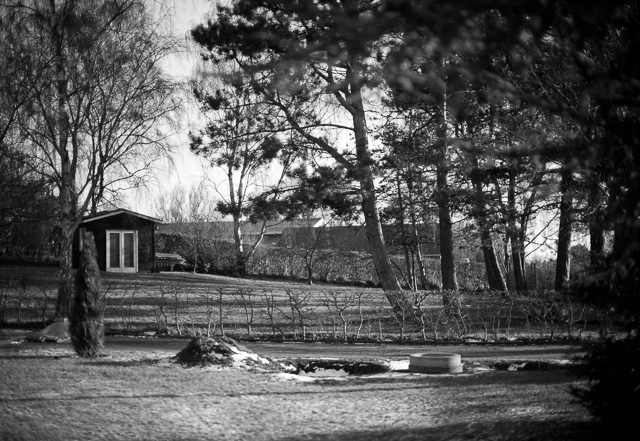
[0,279,611,342]
[157,237,563,292]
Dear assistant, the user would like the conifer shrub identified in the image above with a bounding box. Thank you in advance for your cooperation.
[571,334,640,429]
[571,237,640,432]
[69,231,104,357]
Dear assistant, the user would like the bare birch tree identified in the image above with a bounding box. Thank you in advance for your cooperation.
[1,0,180,317]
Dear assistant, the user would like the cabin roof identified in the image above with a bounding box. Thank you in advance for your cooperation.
[80,209,162,225]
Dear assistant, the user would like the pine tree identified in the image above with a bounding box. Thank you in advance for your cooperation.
[69,231,104,357]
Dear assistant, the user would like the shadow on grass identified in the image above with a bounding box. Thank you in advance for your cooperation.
[0,392,211,403]
[276,419,604,441]
[322,369,580,388]
[0,354,75,360]
[78,357,167,367]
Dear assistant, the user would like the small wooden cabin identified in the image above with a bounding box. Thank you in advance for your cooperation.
[73,209,161,273]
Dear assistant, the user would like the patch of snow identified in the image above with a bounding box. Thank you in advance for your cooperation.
[228,350,275,370]
[508,362,527,371]
[279,362,297,372]
[387,360,409,371]
[230,351,271,365]
[298,368,349,377]
[230,352,253,362]
[465,339,483,343]
[274,373,318,382]
[467,366,492,373]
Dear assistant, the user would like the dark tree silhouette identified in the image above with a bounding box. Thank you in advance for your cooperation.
[69,231,104,358]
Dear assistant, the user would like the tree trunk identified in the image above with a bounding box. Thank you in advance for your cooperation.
[481,229,508,291]
[350,78,402,295]
[192,243,198,274]
[470,165,507,291]
[227,160,248,276]
[437,193,458,291]
[51,1,74,319]
[510,232,527,291]
[360,162,401,293]
[590,220,605,267]
[507,169,527,292]
[232,214,246,275]
[476,104,507,292]
[410,207,428,289]
[306,263,313,285]
[555,168,573,290]
[55,221,74,318]
[396,174,415,289]
[435,66,458,293]
[589,182,606,268]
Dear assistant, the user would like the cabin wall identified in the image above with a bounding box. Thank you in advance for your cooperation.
[73,213,157,272]
[137,225,155,272]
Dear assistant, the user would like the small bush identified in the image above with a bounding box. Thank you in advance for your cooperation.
[69,232,104,357]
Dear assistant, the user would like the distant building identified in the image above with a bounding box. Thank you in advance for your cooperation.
[73,209,161,273]
[158,217,442,258]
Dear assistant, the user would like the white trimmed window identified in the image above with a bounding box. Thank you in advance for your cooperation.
[106,230,138,272]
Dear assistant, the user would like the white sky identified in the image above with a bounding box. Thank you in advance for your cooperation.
[126,0,214,217]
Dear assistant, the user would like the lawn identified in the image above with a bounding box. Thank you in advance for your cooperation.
[0,265,604,440]
[0,341,599,441]
[0,265,607,342]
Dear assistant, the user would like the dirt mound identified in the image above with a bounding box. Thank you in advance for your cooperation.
[174,336,271,368]
[24,319,70,343]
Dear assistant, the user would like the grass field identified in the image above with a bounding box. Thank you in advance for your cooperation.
[0,265,607,440]
[0,265,608,343]
[0,341,601,441]
[0,264,609,342]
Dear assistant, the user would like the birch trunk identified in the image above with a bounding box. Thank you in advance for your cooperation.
[51,1,75,318]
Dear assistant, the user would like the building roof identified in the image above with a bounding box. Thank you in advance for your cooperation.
[80,208,162,224]
[158,218,325,236]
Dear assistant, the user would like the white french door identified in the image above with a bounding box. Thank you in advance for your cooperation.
[106,230,137,272]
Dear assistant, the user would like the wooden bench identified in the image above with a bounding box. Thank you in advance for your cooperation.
[155,253,185,271]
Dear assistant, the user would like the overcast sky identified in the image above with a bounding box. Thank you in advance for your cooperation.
[127,0,213,217]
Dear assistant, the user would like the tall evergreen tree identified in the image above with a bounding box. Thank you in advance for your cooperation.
[191,0,404,296]
[69,231,104,358]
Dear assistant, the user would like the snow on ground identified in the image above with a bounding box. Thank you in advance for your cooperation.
[298,367,349,377]
[273,358,417,382]
[230,351,272,366]
[387,359,409,371]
